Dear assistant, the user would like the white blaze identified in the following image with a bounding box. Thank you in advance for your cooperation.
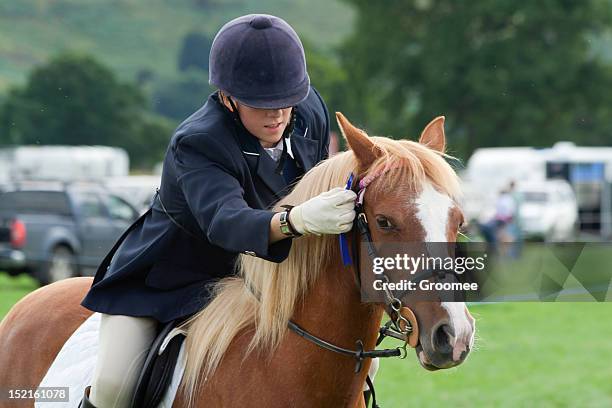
[414,182,453,242]
[415,182,474,358]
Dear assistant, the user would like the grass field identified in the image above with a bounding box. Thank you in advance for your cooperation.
[2,272,612,407]
[0,273,38,317]
[376,302,612,407]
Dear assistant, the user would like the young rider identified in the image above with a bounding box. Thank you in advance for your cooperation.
[79,14,356,407]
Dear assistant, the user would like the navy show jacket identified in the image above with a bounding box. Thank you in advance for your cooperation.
[81,88,330,323]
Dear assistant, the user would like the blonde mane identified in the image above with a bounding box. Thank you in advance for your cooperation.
[177,136,461,406]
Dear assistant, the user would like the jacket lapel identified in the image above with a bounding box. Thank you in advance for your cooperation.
[229,119,261,176]
[255,145,288,199]
[235,113,320,199]
[289,130,319,172]
[254,121,320,197]
[235,133,286,199]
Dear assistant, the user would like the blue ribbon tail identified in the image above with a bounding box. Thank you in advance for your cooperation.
[339,171,355,266]
[340,233,352,266]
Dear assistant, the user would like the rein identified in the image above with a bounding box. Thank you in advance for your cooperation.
[287,320,403,373]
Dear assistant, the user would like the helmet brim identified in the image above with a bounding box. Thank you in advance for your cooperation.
[230,78,310,110]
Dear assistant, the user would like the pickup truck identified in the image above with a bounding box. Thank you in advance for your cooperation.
[0,182,140,285]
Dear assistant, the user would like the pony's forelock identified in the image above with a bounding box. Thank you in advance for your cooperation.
[365,137,461,200]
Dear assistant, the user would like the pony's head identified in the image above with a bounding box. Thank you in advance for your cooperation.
[335,112,475,370]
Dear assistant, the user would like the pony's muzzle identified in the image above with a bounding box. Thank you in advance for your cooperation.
[424,321,471,368]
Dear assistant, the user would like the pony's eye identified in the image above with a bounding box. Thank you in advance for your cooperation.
[376,216,394,230]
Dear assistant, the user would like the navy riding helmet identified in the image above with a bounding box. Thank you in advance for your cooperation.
[209,14,310,109]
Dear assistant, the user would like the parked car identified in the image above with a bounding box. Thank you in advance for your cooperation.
[0,181,139,285]
[517,180,579,241]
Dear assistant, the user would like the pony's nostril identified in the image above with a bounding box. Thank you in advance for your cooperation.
[432,324,454,354]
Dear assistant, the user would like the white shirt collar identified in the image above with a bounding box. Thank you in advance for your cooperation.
[263,138,294,162]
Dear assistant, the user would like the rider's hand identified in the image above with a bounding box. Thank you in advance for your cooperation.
[289,187,356,235]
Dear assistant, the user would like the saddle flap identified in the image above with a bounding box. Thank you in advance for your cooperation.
[131,320,186,408]
[159,327,188,355]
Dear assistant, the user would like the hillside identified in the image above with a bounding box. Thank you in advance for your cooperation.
[0,0,355,93]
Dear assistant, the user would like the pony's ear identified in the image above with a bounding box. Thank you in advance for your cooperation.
[419,116,446,153]
[336,112,382,170]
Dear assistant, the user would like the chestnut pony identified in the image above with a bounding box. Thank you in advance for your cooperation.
[0,113,475,408]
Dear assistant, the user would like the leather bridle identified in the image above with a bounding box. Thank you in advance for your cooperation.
[286,170,454,373]
[283,170,458,408]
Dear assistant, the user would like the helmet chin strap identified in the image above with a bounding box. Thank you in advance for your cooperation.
[221,91,297,175]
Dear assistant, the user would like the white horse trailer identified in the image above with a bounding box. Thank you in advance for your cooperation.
[465,142,612,238]
[0,146,129,182]
[465,147,547,189]
[462,147,547,223]
[545,142,612,238]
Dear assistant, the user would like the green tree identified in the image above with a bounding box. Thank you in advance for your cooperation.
[178,32,212,72]
[0,53,171,169]
[303,40,349,120]
[340,0,612,157]
[152,72,213,120]
[122,114,175,169]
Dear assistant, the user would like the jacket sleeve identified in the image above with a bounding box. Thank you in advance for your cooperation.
[173,132,292,262]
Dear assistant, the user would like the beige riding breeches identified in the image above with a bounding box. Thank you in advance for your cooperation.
[90,314,158,408]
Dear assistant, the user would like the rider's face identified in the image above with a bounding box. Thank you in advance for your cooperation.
[222,94,292,148]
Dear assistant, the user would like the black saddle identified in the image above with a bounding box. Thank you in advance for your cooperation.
[131,319,187,408]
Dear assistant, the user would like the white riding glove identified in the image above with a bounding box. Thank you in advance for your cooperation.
[289,187,357,235]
